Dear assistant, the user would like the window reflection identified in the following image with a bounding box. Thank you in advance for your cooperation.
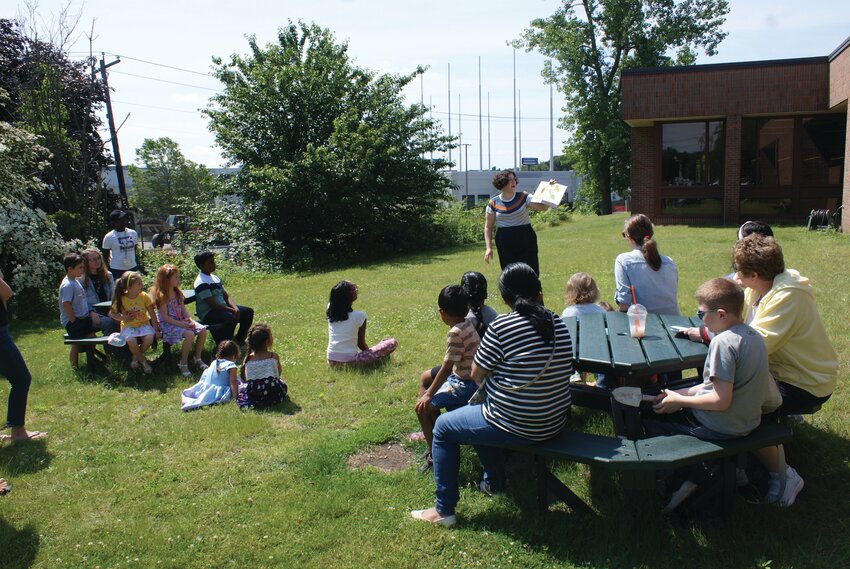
[662,122,724,186]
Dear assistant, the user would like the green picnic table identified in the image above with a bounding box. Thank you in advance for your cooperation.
[563,311,708,411]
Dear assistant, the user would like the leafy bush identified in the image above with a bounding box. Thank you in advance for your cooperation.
[531,206,571,228]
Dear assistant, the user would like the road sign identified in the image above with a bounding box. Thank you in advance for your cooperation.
[521,157,539,166]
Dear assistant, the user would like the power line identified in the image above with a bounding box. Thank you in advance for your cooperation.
[104,52,214,77]
[112,99,203,114]
[110,70,222,92]
[430,109,561,121]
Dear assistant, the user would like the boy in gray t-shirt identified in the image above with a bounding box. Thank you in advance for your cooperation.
[647,277,802,511]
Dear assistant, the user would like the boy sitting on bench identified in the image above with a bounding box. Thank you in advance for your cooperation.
[646,278,801,511]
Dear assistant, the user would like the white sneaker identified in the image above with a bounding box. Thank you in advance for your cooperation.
[662,480,698,513]
[410,509,456,527]
[766,466,804,507]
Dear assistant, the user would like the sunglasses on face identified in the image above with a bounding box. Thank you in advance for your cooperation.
[697,309,720,320]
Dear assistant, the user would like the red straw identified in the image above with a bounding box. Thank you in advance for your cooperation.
[630,285,637,305]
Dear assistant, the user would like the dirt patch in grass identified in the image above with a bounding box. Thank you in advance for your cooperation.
[347,443,415,473]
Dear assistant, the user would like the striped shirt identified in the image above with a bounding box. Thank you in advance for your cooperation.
[194,272,226,321]
[444,319,480,379]
[474,310,574,441]
[486,191,532,228]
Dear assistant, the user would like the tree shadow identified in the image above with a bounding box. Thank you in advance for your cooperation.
[0,439,51,475]
[0,518,40,569]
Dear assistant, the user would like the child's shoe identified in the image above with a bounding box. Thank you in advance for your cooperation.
[178,361,191,377]
[142,360,154,375]
[766,466,804,507]
[661,480,698,513]
[410,509,456,527]
[193,357,208,370]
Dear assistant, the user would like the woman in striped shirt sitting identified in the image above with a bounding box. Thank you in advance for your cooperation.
[411,262,574,527]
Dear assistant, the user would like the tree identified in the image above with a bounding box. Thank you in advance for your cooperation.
[0,88,73,304]
[521,0,729,214]
[127,137,215,219]
[0,17,109,239]
[205,22,453,268]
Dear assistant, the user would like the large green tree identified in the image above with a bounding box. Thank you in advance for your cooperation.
[205,21,453,268]
[0,18,109,238]
[127,137,215,219]
[521,0,729,214]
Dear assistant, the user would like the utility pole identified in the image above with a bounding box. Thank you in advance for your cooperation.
[447,63,452,167]
[99,53,132,227]
[478,56,483,171]
[461,143,471,207]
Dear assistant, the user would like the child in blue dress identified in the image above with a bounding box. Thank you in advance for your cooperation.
[181,341,240,411]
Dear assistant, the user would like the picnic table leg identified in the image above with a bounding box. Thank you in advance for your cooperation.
[535,456,592,515]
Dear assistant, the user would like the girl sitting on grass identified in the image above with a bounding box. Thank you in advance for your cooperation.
[326,281,397,366]
[237,324,287,409]
[150,264,208,377]
[181,340,240,411]
[109,271,159,375]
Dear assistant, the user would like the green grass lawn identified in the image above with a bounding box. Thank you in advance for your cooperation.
[2,214,849,568]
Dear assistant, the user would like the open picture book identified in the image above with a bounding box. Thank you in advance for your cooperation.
[529,180,568,208]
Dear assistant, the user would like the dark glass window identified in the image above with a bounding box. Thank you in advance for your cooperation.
[800,115,845,186]
[741,118,794,186]
[662,121,724,186]
[661,198,722,216]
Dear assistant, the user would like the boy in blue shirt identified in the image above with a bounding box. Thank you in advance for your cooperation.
[59,253,95,369]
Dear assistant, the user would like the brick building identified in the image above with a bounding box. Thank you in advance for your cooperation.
[621,37,850,230]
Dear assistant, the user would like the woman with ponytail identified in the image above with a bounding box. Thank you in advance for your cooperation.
[411,263,574,527]
[614,214,679,315]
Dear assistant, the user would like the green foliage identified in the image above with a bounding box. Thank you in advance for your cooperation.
[0,90,78,306]
[205,21,454,269]
[0,19,109,240]
[431,201,485,247]
[127,137,216,219]
[530,205,571,228]
[521,0,729,214]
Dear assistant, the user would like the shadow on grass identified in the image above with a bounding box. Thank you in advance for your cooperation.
[0,518,39,569]
[0,439,51,475]
[249,396,302,416]
[458,419,850,568]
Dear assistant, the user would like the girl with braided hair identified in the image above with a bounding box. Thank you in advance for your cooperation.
[411,263,574,527]
[460,271,498,338]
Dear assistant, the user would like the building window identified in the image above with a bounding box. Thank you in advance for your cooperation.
[741,118,794,186]
[661,121,724,186]
[740,114,845,217]
[800,115,845,186]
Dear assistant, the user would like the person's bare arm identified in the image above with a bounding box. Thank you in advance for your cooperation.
[62,301,77,324]
[357,321,369,351]
[414,360,453,414]
[228,367,239,396]
[0,274,12,303]
[653,379,733,414]
[528,201,550,212]
[484,212,495,264]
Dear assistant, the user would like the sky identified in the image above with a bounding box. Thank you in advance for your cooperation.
[5,0,850,171]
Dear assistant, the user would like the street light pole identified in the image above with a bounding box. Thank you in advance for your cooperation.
[461,143,471,207]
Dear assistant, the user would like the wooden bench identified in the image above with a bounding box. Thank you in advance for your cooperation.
[62,334,120,374]
[494,420,794,517]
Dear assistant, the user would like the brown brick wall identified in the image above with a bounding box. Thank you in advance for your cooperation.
[629,127,657,217]
[830,45,850,232]
[622,59,829,122]
[722,116,741,224]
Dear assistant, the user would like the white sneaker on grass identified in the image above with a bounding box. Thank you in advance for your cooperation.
[766,466,804,507]
[662,480,698,513]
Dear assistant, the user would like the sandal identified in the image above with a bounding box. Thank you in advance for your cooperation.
[0,479,11,496]
[418,452,433,474]
[130,360,140,370]
[178,362,191,377]
[193,357,208,370]
[407,431,425,442]
[142,361,153,375]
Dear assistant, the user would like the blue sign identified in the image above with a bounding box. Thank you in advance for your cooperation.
[521,157,538,166]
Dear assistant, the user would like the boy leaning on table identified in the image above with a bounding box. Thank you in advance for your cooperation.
[645,277,803,512]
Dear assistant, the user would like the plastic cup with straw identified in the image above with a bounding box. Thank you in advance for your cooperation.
[627,285,647,338]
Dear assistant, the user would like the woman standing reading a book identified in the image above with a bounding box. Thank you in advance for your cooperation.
[483,170,554,275]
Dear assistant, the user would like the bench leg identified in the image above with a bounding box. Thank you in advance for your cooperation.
[535,456,592,515]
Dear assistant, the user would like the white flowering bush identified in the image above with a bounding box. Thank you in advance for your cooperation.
[0,92,79,305]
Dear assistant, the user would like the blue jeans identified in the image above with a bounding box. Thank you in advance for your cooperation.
[0,325,32,428]
[202,305,254,344]
[432,404,532,516]
[430,375,478,411]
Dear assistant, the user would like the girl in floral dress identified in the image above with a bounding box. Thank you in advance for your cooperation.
[150,264,208,377]
[237,323,287,409]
